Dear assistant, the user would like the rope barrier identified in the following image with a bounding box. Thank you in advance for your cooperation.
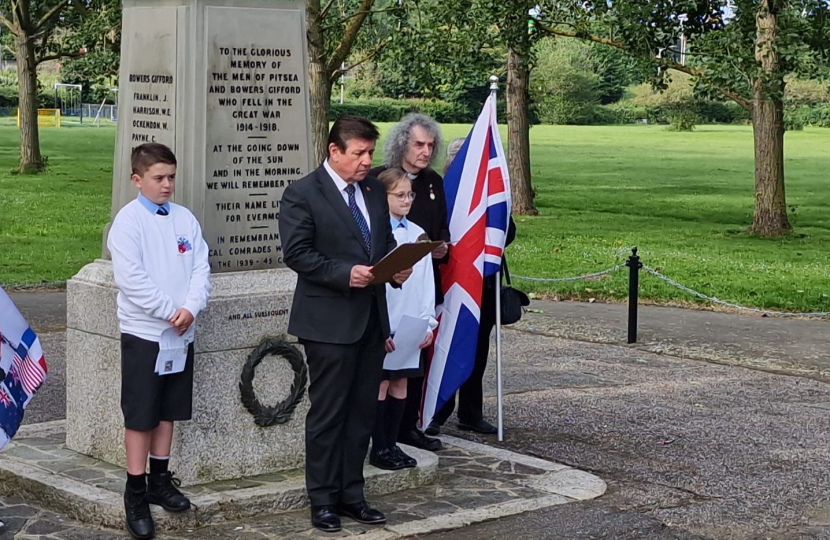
[506,255,829,320]
[642,265,830,318]
[511,264,627,283]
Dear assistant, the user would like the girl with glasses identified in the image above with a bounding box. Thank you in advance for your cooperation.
[369,168,438,471]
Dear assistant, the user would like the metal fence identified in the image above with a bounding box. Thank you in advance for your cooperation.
[80,103,118,123]
[0,104,117,123]
[512,247,830,343]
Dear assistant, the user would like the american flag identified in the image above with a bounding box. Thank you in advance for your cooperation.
[0,287,48,451]
[420,94,510,429]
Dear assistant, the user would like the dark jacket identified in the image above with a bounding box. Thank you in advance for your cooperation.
[279,167,397,344]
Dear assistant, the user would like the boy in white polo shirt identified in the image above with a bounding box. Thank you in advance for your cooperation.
[107,143,211,539]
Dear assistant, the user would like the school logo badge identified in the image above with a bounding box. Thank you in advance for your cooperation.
[177,237,193,254]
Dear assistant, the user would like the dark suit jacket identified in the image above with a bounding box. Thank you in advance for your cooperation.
[279,166,398,345]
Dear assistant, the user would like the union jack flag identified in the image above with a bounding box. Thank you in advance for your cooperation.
[0,287,48,451]
[420,94,510,429]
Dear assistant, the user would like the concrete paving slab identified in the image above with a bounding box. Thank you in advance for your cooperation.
[0,421,604,539]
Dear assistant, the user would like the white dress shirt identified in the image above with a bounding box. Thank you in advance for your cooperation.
[323,159,371,231]
[386,217,438,337]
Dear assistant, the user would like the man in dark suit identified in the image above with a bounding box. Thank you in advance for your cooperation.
[279,116,411,533]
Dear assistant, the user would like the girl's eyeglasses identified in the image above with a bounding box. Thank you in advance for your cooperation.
[389,191,416,202]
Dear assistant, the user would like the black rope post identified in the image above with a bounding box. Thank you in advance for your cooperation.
[626,247,642,344]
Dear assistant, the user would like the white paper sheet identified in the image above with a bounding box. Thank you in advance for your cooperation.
[383,315,430,371]
[154,327,192,376]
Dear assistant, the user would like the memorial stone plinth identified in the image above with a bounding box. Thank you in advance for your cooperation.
[67,0,315,486]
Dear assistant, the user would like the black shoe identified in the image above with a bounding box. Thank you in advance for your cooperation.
[370,448,406,470]
[424,421,441,436]
[147,472,191,512]
[335,501,386,525]
[391,446,417,468]
[311,505,342,533]
[398,428,442,451]
[458,418,498,434]
[124,485,155,539]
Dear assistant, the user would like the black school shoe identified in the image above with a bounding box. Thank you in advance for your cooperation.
[147,472,191,512]
[124,485,155,539]
[391,445,417,468]
[370,447,406,470]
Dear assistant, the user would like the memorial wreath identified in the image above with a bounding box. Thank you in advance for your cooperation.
[239,338,307,426]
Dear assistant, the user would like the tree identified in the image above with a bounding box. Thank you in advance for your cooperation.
[478,0,541,215]
[364,0,540,214]
[0,0,88,173]
[506,12,537,215]
[307,0,403,163]
[59,0,120,103]
[373,0,504,114]
[534,0,830,236]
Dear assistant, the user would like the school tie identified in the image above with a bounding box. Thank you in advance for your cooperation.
[344,184,371,252]
[156,206,169,216]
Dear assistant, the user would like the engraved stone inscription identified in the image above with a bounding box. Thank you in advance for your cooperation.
[110,7,178,216]
[204,7,310,273]
[127,73,175,145]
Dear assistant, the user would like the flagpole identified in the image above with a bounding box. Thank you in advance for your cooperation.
[489,74,506,443]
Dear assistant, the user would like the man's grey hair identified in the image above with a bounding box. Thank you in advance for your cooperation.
[383,113,443,169]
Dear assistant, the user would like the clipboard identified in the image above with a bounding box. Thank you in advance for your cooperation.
[370,241,444,284]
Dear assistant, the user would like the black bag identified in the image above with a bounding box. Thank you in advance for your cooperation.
[500,258,530,325]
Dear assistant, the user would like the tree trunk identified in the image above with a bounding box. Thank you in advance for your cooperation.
[506,46,537,216]
[749,90,790,236]
[748,0,790,236]
[307,0,332,166]
[16,30,44,174]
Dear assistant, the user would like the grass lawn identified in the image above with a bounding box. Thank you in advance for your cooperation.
[0,122,828,313]
[0,122,115,285]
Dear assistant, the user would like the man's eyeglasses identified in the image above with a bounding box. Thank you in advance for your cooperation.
[389,191,416,202]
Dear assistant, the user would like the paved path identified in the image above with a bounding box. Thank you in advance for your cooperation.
[518,299,829,375]
[4,292,830,539]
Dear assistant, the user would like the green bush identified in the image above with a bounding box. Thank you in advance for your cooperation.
[0,86,54,109]
[665,107,699,131]
[0,85,17,107]
[785,78,830,105]
[328,98,492,124]
[594,104,649,124]
[532,67,602,125]
[405,99,473,123]
[694,101,751,124]
[785,105,830,128]
[328,99,410,122]
[810,106,830,127]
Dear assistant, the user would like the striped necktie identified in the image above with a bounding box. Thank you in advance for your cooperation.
[156,206,169,216]
[345,184,371,251]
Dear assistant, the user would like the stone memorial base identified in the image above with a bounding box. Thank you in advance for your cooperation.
[66,260,310,486]
[0,421,438,530]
